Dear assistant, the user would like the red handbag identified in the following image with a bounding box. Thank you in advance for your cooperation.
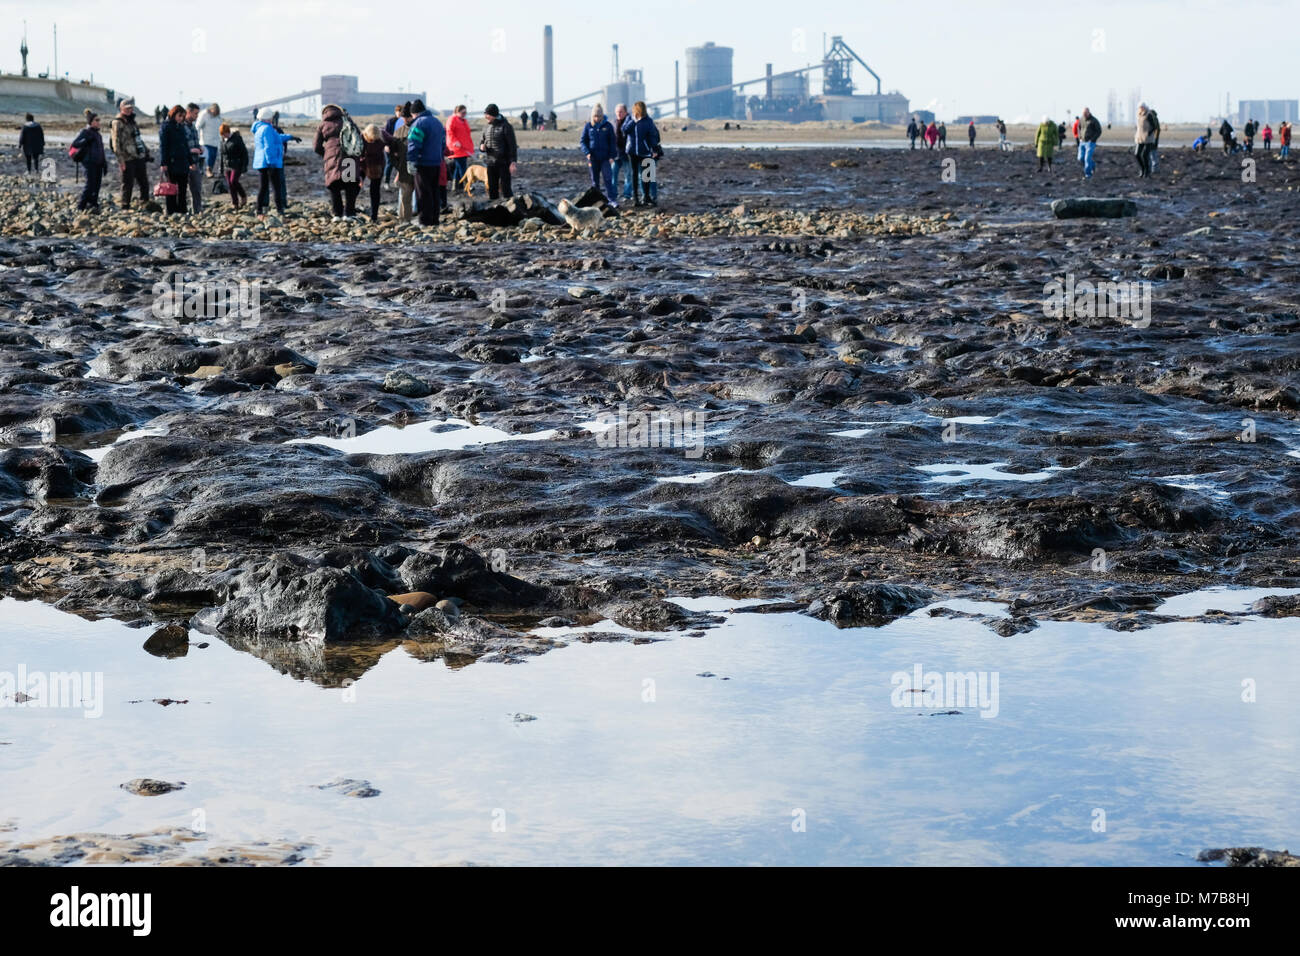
[153,170,178,198]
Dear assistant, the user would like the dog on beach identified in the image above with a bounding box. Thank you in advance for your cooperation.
[457,164,490,195]
[556,198,607,233]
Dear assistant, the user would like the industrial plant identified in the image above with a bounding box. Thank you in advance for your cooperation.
[511,27,910,124]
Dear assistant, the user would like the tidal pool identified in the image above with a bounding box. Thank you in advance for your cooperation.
[1,592,1297,865]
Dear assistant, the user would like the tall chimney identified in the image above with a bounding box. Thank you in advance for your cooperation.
[544,25,554,110]
[674,60,680,118]
[766,63,773,101]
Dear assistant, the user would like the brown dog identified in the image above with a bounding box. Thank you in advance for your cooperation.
[458,164,490,195]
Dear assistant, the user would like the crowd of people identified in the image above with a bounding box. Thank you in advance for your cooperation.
[13,95,1295,215]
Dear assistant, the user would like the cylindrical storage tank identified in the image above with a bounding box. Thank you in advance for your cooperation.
[685,42,733,119]
[603,82,630,112]
[770,73,808,101]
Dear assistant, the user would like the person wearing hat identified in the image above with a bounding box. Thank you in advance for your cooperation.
[110,97,151,208]
[478,103,518,200]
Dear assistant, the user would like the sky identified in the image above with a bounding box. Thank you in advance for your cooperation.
[1,0,1293,123]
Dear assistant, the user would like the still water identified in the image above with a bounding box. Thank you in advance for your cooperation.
[2,592,1297,865]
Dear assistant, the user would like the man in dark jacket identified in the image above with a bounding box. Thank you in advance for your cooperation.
[406,99,446,225]
[18,114,44,174]
[906,117,919,149]
[519,110,529,131]
[110,98,150,208]
[1219,119,1235,154]
[1080,107,1101,179]
[479,104,518,200]
[71,112,108,211]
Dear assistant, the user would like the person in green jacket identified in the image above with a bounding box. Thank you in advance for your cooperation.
[1034,114,1057,171]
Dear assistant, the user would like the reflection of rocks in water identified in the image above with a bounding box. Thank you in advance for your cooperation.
[316,778,381,799]
[0,826,315,866]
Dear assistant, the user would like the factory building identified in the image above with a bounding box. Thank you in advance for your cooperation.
[1237,99,1299,125]
[319,75,424,116]
[604,69,646,111]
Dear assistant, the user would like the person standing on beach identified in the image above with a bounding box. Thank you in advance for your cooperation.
[110,98,150,208]
[197,104,222,177]
[520,110,529,131]
[1243,119,1255,152]
[1034,115,1056,171]
[996,118,1008,150]
[446,104,475,197]
[183,104,205,212]
[158,105,193,214]
[1280,121,1292,159]
[478,104,518,200]
[219,123,248,209]
[18,113,44,174]
[1147,106,1161,173]
[580,104,617,203]
[612,103,633,201]
[251,108,297,218]
[1262,124,1273,151]
[1072,114,1080,150]
[315,104,361,221]
[907,116,919,150]
[382,105,402,189]
[1134,103,1157,178]
[530,109,540,131]
[1219,118,1235,154]
[937,121,947,148]
[968,119,976,147]
[361,124,387,222]
[1080,107,1101,179]
[388,103,415,221]
[622,100,660,208]
[406,99,447,225]
[70,111,107,212]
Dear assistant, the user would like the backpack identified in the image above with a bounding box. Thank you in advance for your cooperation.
[68,133,87,164]
[339,109,364,158]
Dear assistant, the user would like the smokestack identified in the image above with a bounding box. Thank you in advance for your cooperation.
[674,60,680,118]
[766,63,773,101]
[544,25,554,111]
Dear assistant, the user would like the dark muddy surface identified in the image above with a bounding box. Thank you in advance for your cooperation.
[2,144,1299,682]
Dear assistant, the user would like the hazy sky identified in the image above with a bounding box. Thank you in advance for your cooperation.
[1,0,1293,122]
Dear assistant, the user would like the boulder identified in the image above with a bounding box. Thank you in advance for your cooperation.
[396,543,549,609]
[1050,197,1138,219]
[803,583,933,627]
[192,553,408,643]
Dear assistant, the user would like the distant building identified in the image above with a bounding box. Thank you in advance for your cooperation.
[816,92,910,124]
[1237,99,1299,125]
[953,115,1000,125]
[319,75,425,116]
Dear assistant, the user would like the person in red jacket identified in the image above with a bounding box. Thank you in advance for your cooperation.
[924,121,938,149]
[1262,124,1273,151]
[1280,121,1292,159]
[446,104,475,195]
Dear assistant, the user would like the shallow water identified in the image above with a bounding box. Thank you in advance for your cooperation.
[287,418,560,455]
[2,591,1297,865]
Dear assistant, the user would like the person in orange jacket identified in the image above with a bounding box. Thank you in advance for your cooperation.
[446,104,475,196]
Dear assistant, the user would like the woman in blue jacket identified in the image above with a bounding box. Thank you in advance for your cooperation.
[621,101,660,207]
[252,108,299,217]
[580,104,617,203]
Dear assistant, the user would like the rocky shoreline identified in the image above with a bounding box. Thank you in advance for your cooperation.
[2,143,1298,683]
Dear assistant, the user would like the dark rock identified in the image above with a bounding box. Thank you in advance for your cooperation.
[1050,197,1138,219]
[142,624,189,658]
[1197,847,1300,867]
[192,553,407,643]
[803,583,933,627]
[121,778,185,796]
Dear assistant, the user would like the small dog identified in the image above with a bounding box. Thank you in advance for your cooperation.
[557,198,606,233]
[458,164,490,195]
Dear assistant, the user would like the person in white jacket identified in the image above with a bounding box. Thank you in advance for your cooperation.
[196,103,222,177]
